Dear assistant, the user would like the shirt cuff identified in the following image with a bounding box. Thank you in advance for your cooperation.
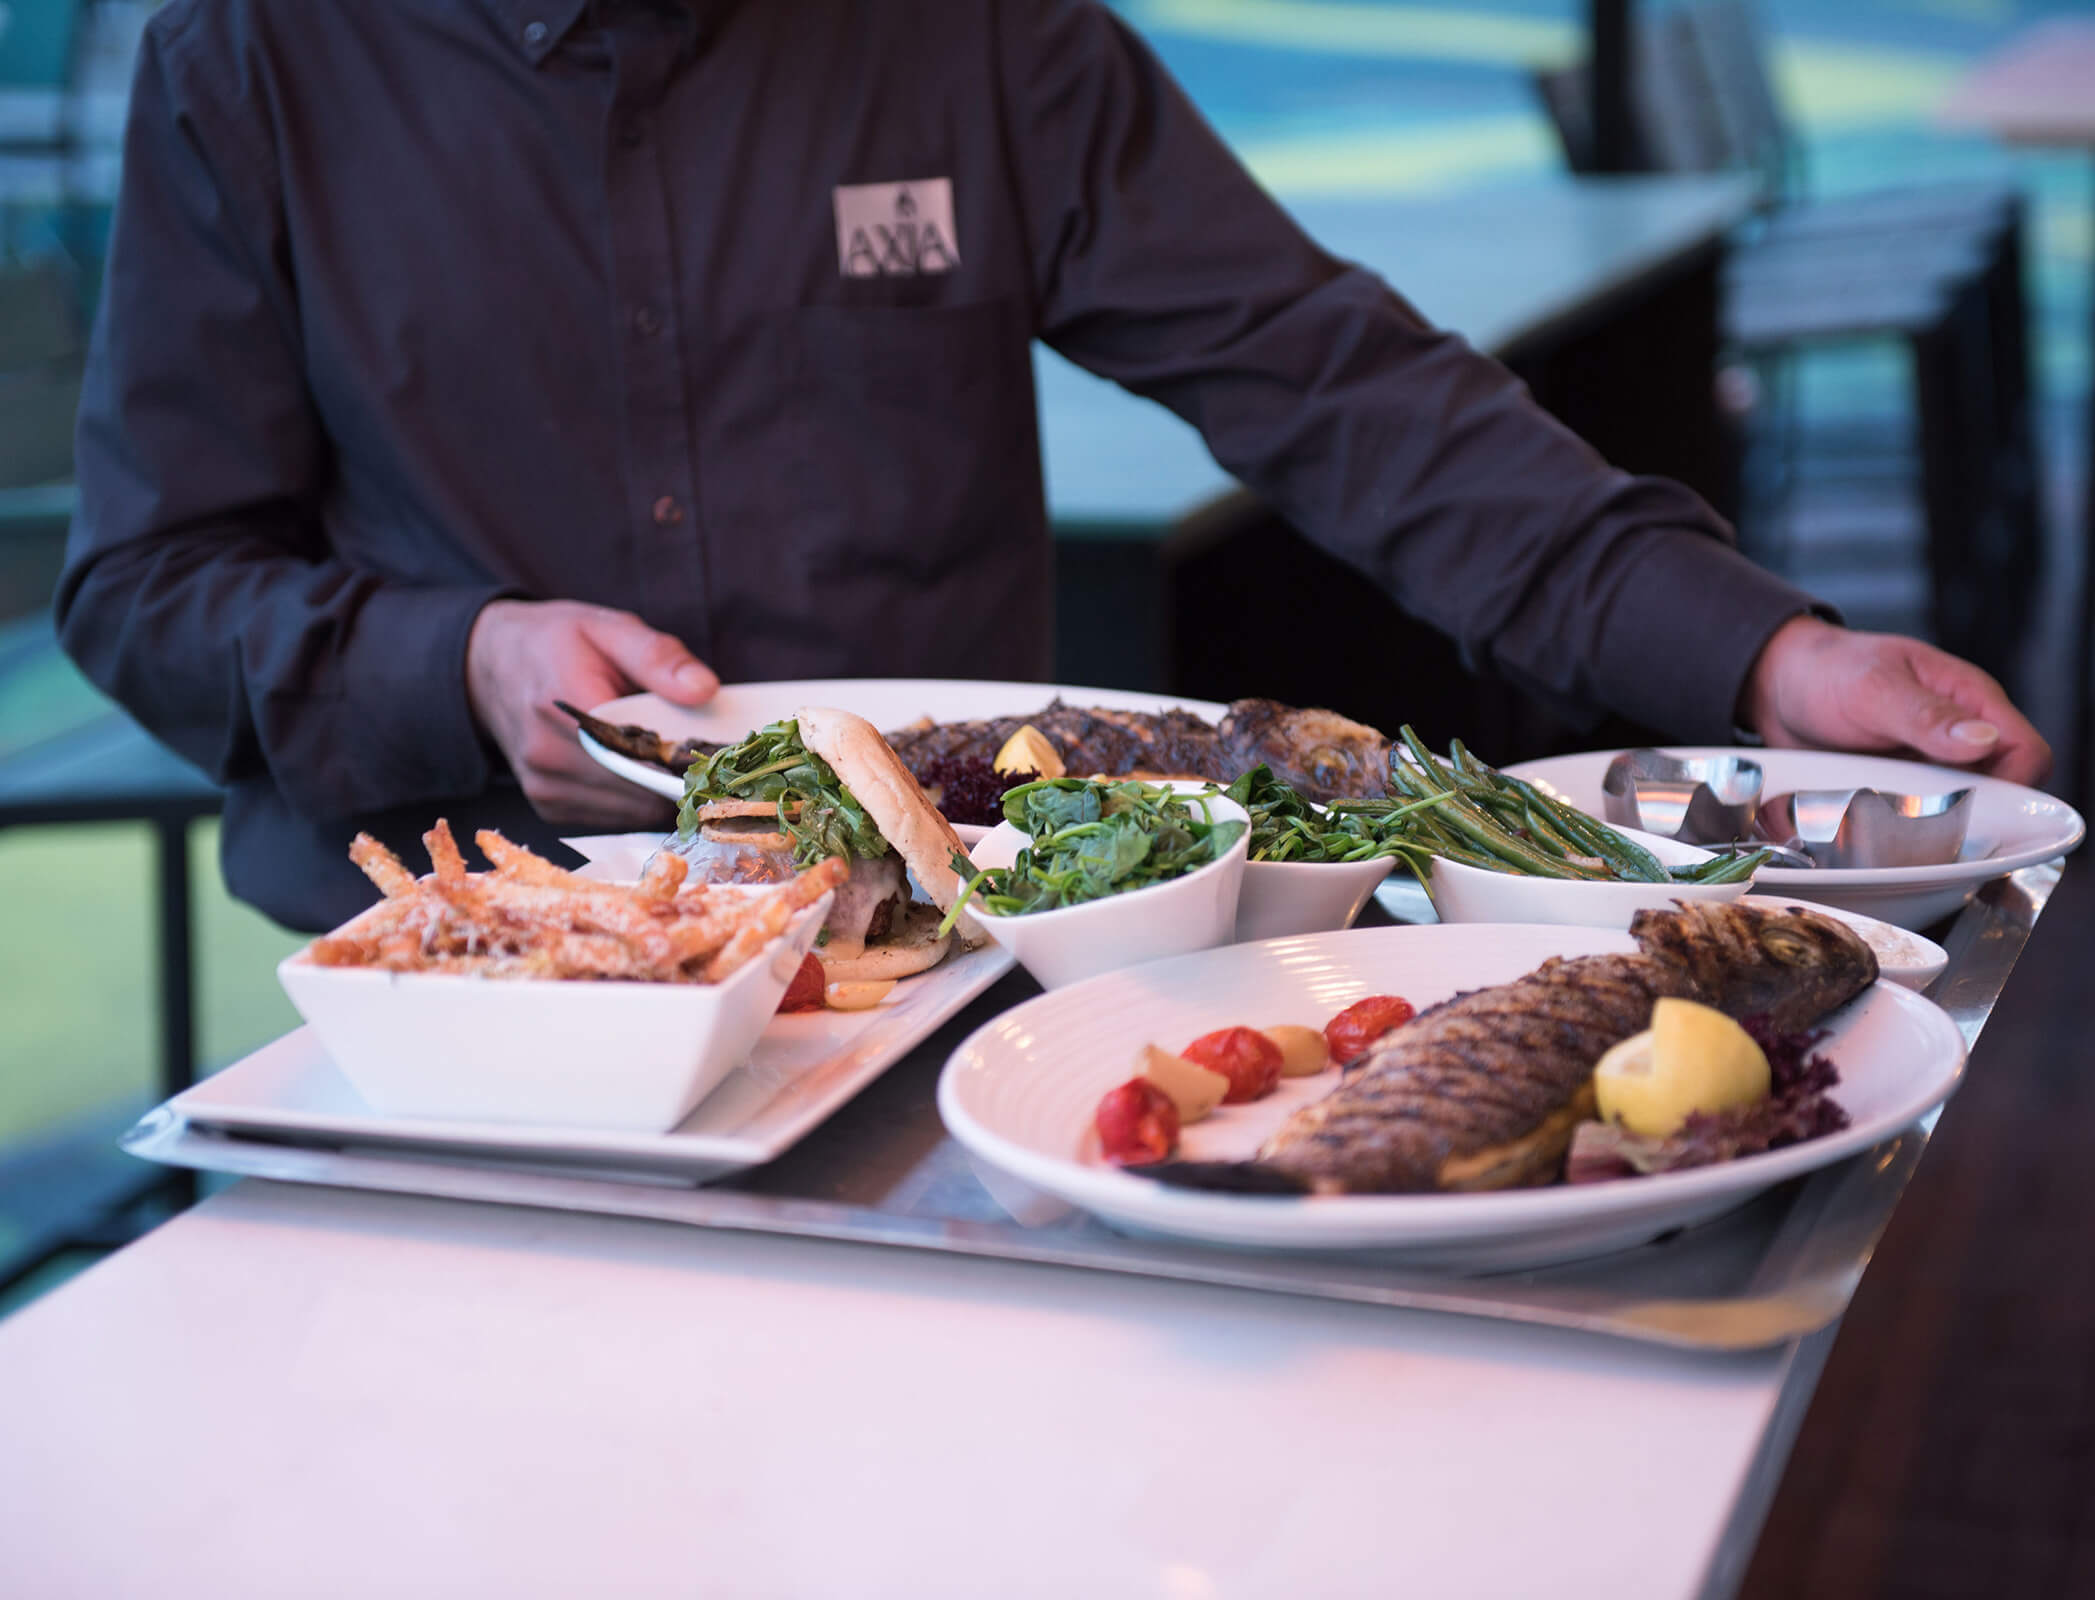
[1586,532,1839,742]
[289,583,512,819]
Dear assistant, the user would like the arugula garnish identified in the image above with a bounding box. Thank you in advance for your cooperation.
[942,779,1246,930]
[675,718,888,866]
[1221,764,1443,872]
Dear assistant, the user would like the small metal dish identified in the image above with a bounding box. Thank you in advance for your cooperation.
[1601,749,1763,845]
[1754,788,1975,871]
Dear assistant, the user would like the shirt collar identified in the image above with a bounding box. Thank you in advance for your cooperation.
[482,0,592,66]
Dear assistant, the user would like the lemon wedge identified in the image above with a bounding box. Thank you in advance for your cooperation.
[1593,998,1771,1138]
[993,724,1066,780]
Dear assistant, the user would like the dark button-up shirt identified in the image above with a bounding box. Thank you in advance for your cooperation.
[59,0,1815,929]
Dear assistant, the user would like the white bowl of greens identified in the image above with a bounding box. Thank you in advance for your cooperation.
[957,780,1250,990]
[1219,766,1437,941]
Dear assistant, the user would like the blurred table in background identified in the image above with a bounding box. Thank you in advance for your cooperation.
[1039,173,1758,752]
[1943,19,2095,803]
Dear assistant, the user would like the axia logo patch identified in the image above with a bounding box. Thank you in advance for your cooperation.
[833,178,959,278]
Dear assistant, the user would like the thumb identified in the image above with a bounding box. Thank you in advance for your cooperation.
[583,611,719,707]
[1879,664,2001,768]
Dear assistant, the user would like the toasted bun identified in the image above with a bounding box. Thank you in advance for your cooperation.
[797,706,984,946]
[820,903,954,981]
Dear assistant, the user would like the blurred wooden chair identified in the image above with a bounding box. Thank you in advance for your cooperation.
[1534,0,2041,693]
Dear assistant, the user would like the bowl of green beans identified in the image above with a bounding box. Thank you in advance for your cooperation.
[1422,820,1757,927]
[1374,731,1765,927]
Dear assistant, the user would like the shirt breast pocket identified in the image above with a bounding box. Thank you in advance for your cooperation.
[785,297,1037,588]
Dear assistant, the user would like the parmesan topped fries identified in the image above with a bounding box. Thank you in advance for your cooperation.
[305,821,846,984]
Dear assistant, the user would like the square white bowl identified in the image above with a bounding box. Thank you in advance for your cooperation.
[277,892,830,1132]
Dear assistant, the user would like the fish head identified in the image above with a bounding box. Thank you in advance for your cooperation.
[1218,700,1390,803]
[1630,901,1879,1034]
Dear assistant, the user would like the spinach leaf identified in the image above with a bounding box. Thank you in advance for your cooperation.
[944,779,1245,927]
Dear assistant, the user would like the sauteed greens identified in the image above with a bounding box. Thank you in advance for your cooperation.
[942,779,1245,925]
[675,718,888,866]
[1221,765,1446,870]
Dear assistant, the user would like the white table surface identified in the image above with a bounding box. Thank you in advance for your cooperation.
[1039,174,1758,527]
[0,1179,1827,1599]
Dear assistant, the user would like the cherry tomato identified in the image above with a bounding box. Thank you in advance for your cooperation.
[1181,1026,1284,1104]
[1324,996,1416,1066]
[1095,1078,1180,1165]
[776,953,826,1014]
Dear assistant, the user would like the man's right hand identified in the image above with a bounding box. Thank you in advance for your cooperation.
[465,599,718,826]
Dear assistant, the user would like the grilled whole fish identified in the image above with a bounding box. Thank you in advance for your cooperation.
[1154,901,1878,1197]
[556,702,717,771]
[562,697,1391,803]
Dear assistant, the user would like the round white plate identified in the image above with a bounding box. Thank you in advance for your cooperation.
[578,681,1233,801]
[938,922,1966,1269]
[1507,747,2082,929]
[1738,894,1947,990]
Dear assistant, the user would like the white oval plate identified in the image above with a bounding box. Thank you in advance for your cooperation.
[578,681,1232,801]
[938,923,1966,1269]
[1507,747,2082,929]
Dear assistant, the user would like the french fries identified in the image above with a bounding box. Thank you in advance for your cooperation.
[309,821,835,984]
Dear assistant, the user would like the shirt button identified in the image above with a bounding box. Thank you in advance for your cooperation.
[619,117,648,149]
[652,496,684,526]
[633,305,661,336]
[522,20,548,46]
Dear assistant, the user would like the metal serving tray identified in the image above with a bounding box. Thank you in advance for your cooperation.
[122,863,2060,1352]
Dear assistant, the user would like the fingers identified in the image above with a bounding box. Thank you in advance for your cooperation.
[1874,672,2000,770]
[1748,626,2055,787]
[1900,640,2054,785]
[582,610,718,708]
[512,708,677,823]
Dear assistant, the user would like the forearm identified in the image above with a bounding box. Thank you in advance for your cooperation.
[56,524,504,816]
[1126,264,1822,735]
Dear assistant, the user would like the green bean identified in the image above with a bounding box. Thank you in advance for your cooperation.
[1502,775,1669,883]
[1676,848,1771,885]
[1393,727,1614,878]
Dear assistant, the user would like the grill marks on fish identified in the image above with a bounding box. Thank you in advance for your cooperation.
[1257,955,1704,1194]
[559,697,1392,804]
[1152,902,1879,1198]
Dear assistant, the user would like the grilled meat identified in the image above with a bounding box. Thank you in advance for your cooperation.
[1213,699,1388,805]
[883,701,1226,783]
[1627,899,1877,1034]
[1154,901,1878,1197]
[1256,953,1703,1194]
[562,696,1392,803]
[557,701,718,770]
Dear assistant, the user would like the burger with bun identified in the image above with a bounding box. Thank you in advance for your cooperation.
[672,706,982,980]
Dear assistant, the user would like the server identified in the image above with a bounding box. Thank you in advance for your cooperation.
[57,0,2045,928]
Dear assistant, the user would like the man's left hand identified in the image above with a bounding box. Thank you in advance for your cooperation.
[1740,616,2052,786]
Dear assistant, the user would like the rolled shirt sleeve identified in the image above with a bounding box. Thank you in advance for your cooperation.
[999,0,1821,738]
[56,14,503,817]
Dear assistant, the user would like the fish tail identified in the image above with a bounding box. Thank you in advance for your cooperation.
[1136,1160,1313,1196]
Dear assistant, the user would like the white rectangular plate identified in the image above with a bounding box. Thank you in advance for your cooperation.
[169,941,1014,1184]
